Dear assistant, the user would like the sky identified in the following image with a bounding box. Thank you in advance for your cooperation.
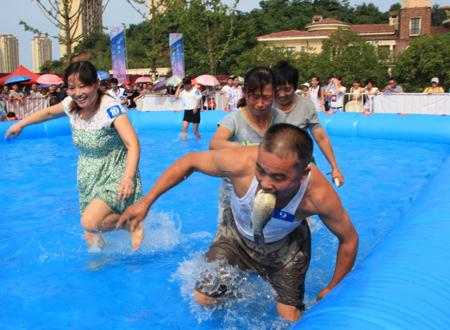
[1,0,448,70]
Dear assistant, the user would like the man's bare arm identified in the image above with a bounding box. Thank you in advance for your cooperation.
[118,147,253,229]
[309,170,358,299]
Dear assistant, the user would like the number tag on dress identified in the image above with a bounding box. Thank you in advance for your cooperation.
[107,105,123,119]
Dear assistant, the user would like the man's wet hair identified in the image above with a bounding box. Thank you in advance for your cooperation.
[261,123,313,170]
[272,61,299,89]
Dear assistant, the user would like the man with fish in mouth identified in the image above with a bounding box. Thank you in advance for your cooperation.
[118,123,358,321]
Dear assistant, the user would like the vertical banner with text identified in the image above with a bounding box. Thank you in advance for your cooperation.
[109,26,128,85]
[169,33,185,78]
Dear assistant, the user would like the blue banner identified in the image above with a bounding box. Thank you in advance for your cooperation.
[169,33,185,78]
[109,26,128,85]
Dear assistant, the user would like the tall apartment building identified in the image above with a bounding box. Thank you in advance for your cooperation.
[0,35,19,73]
[60,0,103,57]
[32,36,52,73]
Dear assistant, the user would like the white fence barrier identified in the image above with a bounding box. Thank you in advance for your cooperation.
[3,93,449,119]
[136,93,227,112]
[4,97,49,119]
[373,94,450,115]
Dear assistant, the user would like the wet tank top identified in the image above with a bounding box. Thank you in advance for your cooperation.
[230,173,311,243]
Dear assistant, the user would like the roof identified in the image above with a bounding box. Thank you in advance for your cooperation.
[351,24,395,34]
[309,18,349,25]
[430,26,450,35]
[258,29,335,40]
[258,23,397,40]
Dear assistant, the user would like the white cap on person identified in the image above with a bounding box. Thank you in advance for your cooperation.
[431,77,439,84]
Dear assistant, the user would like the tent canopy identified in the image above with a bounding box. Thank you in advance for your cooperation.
[0,65,41,85]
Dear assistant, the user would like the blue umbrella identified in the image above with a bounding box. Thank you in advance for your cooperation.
[5,75,32,85]
[97,70,110,81]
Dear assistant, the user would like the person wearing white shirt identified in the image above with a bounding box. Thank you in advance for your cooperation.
[325,77,346,112]
[176,77,202,140]
[107,78,127,106]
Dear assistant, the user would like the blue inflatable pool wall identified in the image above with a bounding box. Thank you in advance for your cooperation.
[1,111,449,329]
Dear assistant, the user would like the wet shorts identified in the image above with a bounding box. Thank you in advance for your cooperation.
[183,109,200,123]
[195,208,311,310]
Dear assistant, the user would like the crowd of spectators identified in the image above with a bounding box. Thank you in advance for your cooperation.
[295,76,446,113]
[0,73,446,121]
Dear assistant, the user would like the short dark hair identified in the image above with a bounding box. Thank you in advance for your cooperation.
[183,77,192,86]
[261,123,313,170]
[243,66,275,95]
[272,61,299,89]
[110,77,119,84]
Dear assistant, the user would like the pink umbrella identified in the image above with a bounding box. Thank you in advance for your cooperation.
[135,76,152,83]
[195,74,220,86]
[37,74,63,85]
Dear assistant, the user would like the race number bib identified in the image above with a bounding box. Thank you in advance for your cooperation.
[107,105,123,119]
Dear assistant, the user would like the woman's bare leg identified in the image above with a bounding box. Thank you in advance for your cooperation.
[81,198,144,251]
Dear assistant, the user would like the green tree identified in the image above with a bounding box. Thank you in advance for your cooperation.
[125,0,180,72]
[394,33,450,92]
[40,60,65,74]
[73,33,112,70]
[314,29,388,86]
[176,0,241,75]
[230,45,299,76]
[431,4,447,26]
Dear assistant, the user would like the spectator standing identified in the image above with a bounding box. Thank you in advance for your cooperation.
[124,84,140,109]
[300,82,311,99]
[47,85,59,106]
[227,76,243,112]
[363,80,379,113]
[29,84,43,97]
[325,77,346,112]
[176,77,202,140]
[9,84,24,101]
[107,78,127,106]
[383,78,404,94]
[309,76,324,111]
[423,77,444,94]
[345,79,364,113]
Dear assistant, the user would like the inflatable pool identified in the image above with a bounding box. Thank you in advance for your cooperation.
[1,111,449,329]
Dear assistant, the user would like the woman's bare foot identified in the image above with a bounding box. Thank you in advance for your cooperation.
[130,222,144,252]
[84,232,106,249]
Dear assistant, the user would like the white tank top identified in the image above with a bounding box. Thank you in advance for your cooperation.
[231,173,311,243]
[309,86,321,110]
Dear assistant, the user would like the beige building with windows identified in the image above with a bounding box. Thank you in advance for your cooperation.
[60,0,103,57]
[0,35,19,73]
[32,36,52,73]
[257,0,450,56]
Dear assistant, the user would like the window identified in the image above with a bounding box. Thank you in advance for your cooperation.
[409,17,421,36]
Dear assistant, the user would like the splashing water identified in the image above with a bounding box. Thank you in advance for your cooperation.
[172,254,293,329]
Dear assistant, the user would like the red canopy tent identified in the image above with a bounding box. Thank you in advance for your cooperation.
[0,65,41,85]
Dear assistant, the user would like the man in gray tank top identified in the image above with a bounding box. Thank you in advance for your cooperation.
[119,124,358,322]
